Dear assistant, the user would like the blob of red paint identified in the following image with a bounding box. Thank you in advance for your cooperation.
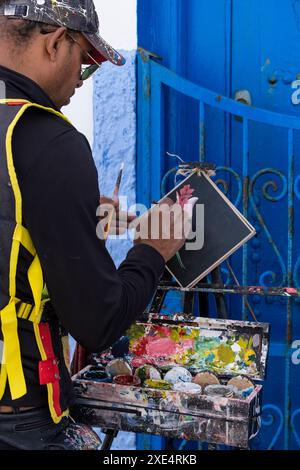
[113,375,141,386]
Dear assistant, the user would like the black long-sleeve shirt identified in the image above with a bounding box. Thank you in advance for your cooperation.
[0,65,164,406]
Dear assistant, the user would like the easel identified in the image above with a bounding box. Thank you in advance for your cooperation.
[149,268,227,319]
[101,428,119,451]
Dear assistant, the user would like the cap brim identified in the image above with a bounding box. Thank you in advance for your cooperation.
[82,32,126,66]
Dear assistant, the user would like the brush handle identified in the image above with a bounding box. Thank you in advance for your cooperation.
[113,169,123,198]
[103,208,114,241]
[104,165,123,240]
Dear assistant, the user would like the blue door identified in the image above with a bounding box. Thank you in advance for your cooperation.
[137,0,300,450]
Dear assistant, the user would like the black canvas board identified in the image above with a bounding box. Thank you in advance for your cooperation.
[162,170,255,288]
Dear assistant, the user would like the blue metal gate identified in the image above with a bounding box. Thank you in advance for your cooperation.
[136,0,300,450]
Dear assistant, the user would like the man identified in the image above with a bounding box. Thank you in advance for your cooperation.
[0,0,188,450]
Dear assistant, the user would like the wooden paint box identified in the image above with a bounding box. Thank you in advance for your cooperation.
[72,314,269,448]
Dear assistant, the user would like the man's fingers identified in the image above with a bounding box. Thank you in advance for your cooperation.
[99,210,138,237]
[99,196,120,210]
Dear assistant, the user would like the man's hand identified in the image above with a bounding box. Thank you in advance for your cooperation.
[131,197,196,262]
[98,196,136,237]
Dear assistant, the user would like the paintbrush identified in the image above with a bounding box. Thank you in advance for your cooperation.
[103,162,124,241]
[113,162,124,199]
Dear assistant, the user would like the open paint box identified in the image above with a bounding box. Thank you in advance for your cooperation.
[72,314,269,448]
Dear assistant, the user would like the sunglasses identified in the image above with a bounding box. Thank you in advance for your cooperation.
[40,29,101,81]
[66,33,101,81]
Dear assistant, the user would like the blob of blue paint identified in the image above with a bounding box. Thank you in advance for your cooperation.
[81,369,112,383]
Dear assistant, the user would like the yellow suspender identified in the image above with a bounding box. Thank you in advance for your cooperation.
[0,100,72,400]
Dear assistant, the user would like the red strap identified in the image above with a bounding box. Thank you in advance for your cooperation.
[39,358,60,385]
[38,323,62,417]
[7,101,29,106]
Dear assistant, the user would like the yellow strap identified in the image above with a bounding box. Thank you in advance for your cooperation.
[27,255,43,323]
[5,101,71,323]
[22,304,33,320]
[0,99,29,104]
[16,302,33,320]
[13,224,36,257]
[5,101,72,225]
[17,303,26,318]
[61,336,71,371]
[0,364,7,401]
[0,331,8,401]
[8,238,21,304]
[0,100,73,406]
[0,303,26,399]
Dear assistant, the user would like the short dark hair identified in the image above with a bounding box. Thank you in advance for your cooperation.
[0,17,42,46]
[0,17,75,48]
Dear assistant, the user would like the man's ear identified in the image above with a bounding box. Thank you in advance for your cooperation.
[44,27,68,62]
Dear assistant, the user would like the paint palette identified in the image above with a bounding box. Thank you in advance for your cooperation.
[72,314,269,448]
[126,314,268,380]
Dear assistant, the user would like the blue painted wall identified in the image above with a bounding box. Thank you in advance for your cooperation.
[137,0,300,450]
[93,50,137,267]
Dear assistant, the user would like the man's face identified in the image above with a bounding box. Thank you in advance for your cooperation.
[0,21,98,108]
[40,28,95,108]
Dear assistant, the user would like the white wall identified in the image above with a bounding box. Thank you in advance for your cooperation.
[95,0,137,50]
[64,0,137,147]
[64,78,94,145]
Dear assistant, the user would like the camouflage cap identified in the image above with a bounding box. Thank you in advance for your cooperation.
[0,0,126,66]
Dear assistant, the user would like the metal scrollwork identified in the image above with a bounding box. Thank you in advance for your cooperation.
[161,166,179,197]
[249,169,287,287]
[220,266,232,285]
[259,271,277,287]
[291,408,300,448]
[261,404,284,449]
[214,167,242,207]
[293,257,300,289]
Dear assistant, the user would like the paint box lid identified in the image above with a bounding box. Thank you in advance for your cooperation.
[126,314,269,381]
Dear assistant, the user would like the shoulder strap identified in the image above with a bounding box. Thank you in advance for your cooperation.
[0,100,73,400]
